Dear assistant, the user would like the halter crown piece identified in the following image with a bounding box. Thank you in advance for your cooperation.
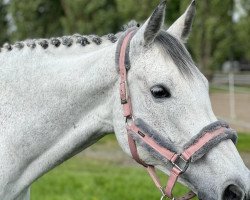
[117,29,237,200]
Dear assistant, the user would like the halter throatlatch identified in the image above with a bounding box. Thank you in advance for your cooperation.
[117,30,237,200]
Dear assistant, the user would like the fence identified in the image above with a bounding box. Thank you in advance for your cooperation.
[210,73,250,132]
[212,73,250,85]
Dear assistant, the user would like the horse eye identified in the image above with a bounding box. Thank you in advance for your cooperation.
[150,85,171,99]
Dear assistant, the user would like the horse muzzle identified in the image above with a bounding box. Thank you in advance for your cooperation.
[192,143,250,200]
[198,182,250,200]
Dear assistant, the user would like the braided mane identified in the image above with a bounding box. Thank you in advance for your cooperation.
[0,21,140,53]
[0,33,118,52]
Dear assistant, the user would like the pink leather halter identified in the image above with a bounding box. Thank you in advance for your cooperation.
[117,30,236,200]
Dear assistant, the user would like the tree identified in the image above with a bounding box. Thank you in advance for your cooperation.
[60,0,120,35]
[235,0,250,60]
[179,0,236,78]
[0,0,8,46]
[115,0,181,27]
[9,0,64,41]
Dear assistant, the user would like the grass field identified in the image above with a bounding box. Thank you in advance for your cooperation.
[237,133,250,152]
[210,85,250,93]
[31,133,250,200]
[31,157,193,200]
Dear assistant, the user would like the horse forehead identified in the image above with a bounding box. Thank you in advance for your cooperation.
[130,44,204,88]
[133,50,180,79]
[135,65,194,90]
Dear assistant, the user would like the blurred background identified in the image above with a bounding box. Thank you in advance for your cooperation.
[0,0,249,199]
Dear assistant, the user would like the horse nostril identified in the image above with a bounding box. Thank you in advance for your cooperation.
[223,184,245,200]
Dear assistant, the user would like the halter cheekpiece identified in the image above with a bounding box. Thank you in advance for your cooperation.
[117,29,237,200]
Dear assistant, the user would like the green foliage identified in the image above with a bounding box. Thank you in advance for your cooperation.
[9,0,64,40]
[116,0,159,24]
[116,0,182,28]
[0,0,8,45]
[186,0,235,77]
[235,15,250,60]
[60,0,120,35]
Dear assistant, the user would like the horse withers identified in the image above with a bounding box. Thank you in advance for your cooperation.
[0,1,249,200]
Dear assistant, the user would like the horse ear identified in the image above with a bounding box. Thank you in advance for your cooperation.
[133,0,166,46]
[167,0,196,43]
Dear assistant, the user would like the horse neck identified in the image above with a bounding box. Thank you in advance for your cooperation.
[1,42,118,130]
[0,42,119,199]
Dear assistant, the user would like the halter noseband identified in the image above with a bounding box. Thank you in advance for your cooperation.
[117,29,237,200]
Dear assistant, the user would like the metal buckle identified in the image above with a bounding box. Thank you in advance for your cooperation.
[160,195,175,200]
[159,188,175,200]
[125,116,134,126]
[159,187,167,200]
[171,154,189,173]
[121,99,127,104]
[120,81,129,104]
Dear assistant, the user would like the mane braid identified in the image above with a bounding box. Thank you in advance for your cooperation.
[0,33,118,52]
[0,20,142,53]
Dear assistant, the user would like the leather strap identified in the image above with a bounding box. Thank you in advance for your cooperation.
[127,133,148,167]
[147,166,163,189]
[127,122,229,199]
[165,167,182,197]
[128,123,192,199]
[118,31,134,118]
[181,127,227,160]
[127,124,176,161]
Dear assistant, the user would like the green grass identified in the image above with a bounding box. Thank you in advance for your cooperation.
[31,133,250,200]
[31,157,194,200]
[210,85,250,93]
[237,132,250,152]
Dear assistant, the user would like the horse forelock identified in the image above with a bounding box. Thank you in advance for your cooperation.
[155,31,197,78]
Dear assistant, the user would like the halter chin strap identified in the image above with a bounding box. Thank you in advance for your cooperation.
[117,30,237,200]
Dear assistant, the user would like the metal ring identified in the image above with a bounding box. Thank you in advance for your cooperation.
[125,116,135,126]
[160,195,175,200]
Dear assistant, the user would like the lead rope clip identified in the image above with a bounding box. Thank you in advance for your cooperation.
[160,195,175,200]
[159,187,175,200]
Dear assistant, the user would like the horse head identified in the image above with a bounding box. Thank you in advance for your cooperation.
[113,1,250,199]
